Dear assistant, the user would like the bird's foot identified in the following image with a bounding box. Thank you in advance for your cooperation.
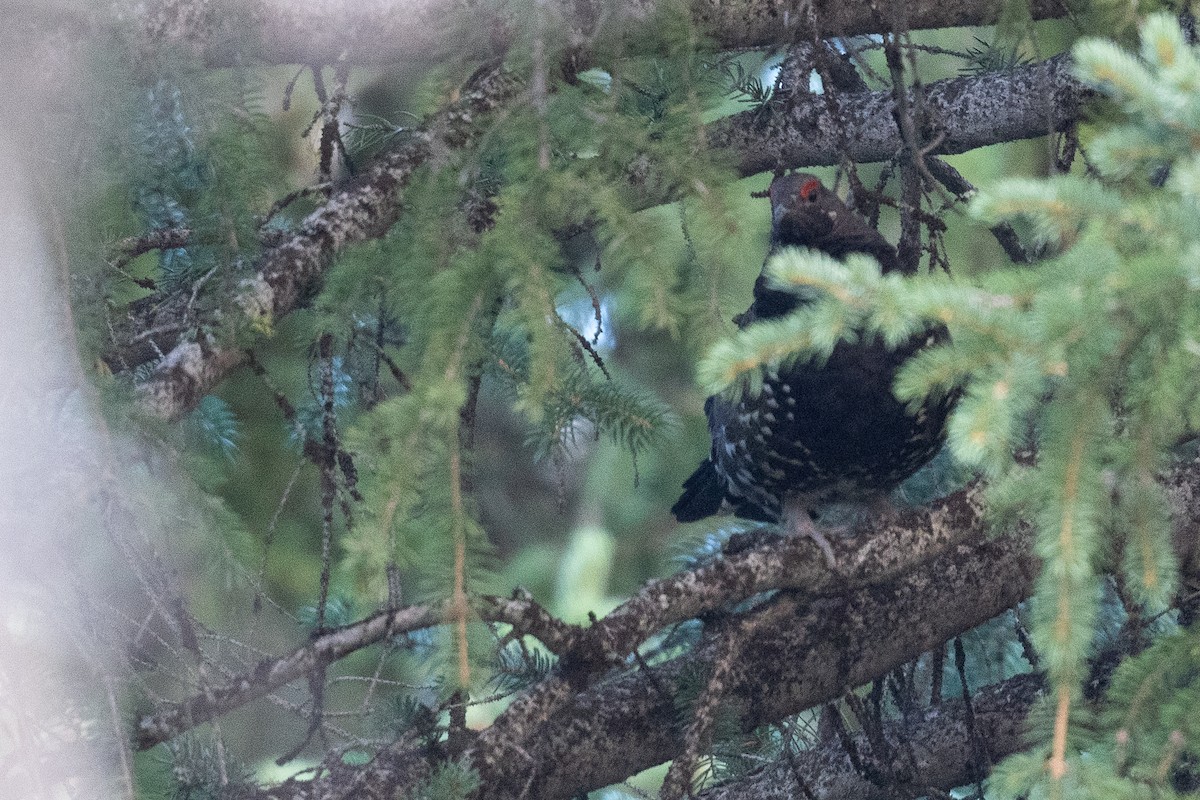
[787,514,840,571]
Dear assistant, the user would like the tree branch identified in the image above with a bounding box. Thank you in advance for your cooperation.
[461,532,1038,800]
[708,54,1087,177]
[217,454,1200,799]
[111,228,192,271]
[133,603,442,751]
[120,0,1071,68]
[133,593,585,751]
[109,52,1093,420]
[119,63,520,420]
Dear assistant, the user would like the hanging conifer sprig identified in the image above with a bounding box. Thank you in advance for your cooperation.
[334,1,725,691]
[698,13,1200,796]
[488,322,674,464]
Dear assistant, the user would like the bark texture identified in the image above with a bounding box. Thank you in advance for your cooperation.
[121,0,1072,67]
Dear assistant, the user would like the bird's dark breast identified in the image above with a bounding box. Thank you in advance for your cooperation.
[709,330,952,521]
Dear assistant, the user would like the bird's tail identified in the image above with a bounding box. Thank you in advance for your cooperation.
[671,460,726,522]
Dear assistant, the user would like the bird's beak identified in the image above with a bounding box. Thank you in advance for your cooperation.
[772,203,789,225]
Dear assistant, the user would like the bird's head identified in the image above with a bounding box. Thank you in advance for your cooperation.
[768,173,829,219]
[764,172,904,270]
[767,173,839,247]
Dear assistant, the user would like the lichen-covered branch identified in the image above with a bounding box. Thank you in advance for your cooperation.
[216,455,1200,799]
[124,0,1070,68]
[709,54,1087,177]
[462,533,1038,800]
[118,64,520,420]
[458,480,988,777]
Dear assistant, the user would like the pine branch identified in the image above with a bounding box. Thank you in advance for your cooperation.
[133,603,443,751]
[109,51,1092,421]
[118,64,520,420]
[121,0,1071,68]
[461,533,1038,800]
[208,453,1200,800]
[134,593,582,751]
[707,53,1088,178]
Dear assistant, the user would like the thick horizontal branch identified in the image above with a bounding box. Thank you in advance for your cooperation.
[123,0,1070,68]
[241,455,1200,799]
[472,532,1039,799]
[135,480,982,749]
[463,481,989,769]
[710,53,1088,176]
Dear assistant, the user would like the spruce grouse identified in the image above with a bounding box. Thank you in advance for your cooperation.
[671,173,955,541]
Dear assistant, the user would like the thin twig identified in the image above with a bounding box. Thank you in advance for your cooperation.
[111,228,192,271]
[925,157,1032,264]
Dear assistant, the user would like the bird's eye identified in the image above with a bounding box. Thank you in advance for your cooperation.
[799,178,821,202]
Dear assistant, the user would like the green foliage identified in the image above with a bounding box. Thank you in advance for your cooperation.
[960,36,1033,76]
[1101,625,1200,787]
[1074,13,1200,179]
[488,324,674,463]
[406,762,482,800]
[165,733,253,799]
[298,593,357,629]
[129,69,285,293]
[489,642,556,696]
[329,1,731,637]
[699,13,1200,795]
[718,53,777,107]
[185,396,241,461]
[379,693,442,743]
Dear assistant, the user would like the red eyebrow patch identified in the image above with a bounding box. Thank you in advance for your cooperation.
[799,177,821,200]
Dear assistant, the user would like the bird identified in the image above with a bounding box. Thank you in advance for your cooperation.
[671,173,955,561]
